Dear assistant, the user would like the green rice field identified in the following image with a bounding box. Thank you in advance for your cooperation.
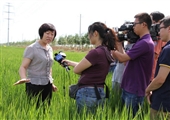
[1,46,151,120]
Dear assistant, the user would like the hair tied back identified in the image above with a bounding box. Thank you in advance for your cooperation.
[105,28,110,33]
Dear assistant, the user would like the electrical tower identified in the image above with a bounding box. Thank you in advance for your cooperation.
[4,3,13,46]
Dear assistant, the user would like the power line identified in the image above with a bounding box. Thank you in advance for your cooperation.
[13,1,46,24]
[4,3,13,46]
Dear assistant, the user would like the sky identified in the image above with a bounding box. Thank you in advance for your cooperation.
[0,0,170,44]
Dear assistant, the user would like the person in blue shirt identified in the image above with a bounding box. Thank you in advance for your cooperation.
[146,16,170,120]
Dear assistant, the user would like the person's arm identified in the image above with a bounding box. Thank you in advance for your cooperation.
[50,68,57,92]
[146,65,170,94]
[111,50,131,63]
[14,58,31,85]
[50,68,52,76]
[73,58,92,74]
[19,58,31,79]
[62,59,78,67]
[116,41,125,54]
[62,58,91,75]
[111,42,131,63]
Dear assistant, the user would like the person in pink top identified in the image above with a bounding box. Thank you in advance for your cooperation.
[150,11,167,81]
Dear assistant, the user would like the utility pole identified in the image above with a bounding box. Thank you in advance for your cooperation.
[79,14,82,49]
[79,14,81,37]
[4,3,13,46]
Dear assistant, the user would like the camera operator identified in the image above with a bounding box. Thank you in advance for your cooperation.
[145,16,170,120]
[112,12,154,118]
[14,23,57,108]
[62,22,117,114]
[150,11,166,81]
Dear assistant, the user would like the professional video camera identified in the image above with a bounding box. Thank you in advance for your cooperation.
[116,22,160,43]
[54,51,70,71]
[116,22,139,43]
[150,24,160,41]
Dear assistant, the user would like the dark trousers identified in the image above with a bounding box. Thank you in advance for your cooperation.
[26,82,52,108]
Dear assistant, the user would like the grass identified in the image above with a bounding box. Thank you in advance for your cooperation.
[0,46,151,120]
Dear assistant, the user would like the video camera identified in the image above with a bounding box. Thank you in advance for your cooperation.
[150,24,160,41]
[116,22,139,43]
[116,22,160,43]
[54,51,70,71]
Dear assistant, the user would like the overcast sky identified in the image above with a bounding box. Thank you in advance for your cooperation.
[0,0,170,44]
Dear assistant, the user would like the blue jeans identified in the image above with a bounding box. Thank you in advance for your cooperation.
[76,87,105,114]
[121,89,144,117]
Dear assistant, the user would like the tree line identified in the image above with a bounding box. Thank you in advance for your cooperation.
[1,33,90,46]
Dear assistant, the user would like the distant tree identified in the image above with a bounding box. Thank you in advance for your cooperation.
[67,35,74,44]
[58,36,67,45]
[81,33,89,45]
[73,34,80,44]
[51,38,57,46]
[4,33,91,46]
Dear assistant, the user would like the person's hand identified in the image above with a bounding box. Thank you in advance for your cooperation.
[61,59,71,66]
[145,91,152,104]
[13,78,30,86]
[61,59,77,67]
[52,83,57,92]
[115,40,123,46]
[111,50,117,59]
